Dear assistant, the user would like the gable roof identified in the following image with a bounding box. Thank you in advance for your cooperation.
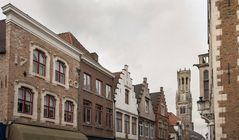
[134,84,144,103]
[0,20,6,54]
[168,112,179,126]
[58,32,114,78]
[58,32,94,60]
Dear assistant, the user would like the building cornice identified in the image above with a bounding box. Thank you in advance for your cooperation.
[81,56,115,78]
[1,3,114,80]
[2,3,83,61]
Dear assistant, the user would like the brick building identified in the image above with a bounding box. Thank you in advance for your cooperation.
[150,87,169,140]
[114,65,138,140]
[195,0,239,139]
[0,3,87,140]
[134,78,155,140]
[58,32,115,140]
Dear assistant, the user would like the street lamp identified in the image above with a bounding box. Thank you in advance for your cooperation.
[197,97,205,111]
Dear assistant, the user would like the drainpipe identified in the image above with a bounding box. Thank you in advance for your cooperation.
[77,69,81,132]
[77,54,82,132]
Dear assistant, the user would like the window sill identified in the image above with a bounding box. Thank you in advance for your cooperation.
[95,125,104,130]
[82,88,94,94]
[30,72,49,82]
[53,81,69,89]
[105,128,113,131]
[82,122,93,127]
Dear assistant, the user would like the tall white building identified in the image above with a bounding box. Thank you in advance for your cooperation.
[114,65,138,140]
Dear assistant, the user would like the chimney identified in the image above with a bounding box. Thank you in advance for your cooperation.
[90,52,98,62]
[143,77,147,83]
[160,87,164,92]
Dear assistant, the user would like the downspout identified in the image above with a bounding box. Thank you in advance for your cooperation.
[77,54,82,132]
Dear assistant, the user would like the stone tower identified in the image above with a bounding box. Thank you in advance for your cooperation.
[176,69,193,131]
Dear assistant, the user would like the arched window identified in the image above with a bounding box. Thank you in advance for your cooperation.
[203,70,209,99]
[64,100,74,123]
[18,87,33,114]
[33,49,46,76]
[55,60,66,84]
[44,95,56,119]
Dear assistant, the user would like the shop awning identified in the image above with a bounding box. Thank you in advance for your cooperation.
[8,124,88,140]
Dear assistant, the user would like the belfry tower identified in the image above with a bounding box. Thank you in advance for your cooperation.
[176,69,193,131]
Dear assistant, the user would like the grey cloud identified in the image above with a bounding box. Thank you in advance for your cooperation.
[0,0,208,136]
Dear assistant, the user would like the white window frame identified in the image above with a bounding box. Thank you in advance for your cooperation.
[83,73,91,91]
[95,79,102,95]
[145,123,149,137]
[52,57,69,89]
[13,82,38,120]
[29,44,50,81]
[62,97,77,127]
[40,91,60,124]
[106,85,112,99]
[139,121,144,136]
[150,124,154,138]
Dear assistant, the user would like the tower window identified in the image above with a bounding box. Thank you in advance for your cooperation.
[180,106,186,114]
[203,70,209,99]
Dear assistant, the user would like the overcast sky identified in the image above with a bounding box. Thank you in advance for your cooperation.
[0,0,208,136]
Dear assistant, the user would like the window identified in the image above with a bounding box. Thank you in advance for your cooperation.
[96,80,102,95]
[203,70,209,99]
[139,121,144,136]
[44,95,56,119]
[180,106,186,114]
[145,99,149,113]
[95,104,103,126]
[150,124,154,138]
[124,115,130,134]
[18,87,33,114]
[116,112,122,132]
[125,89,129,104]
[182,78,184,85]
[106,85,112,99]
[64,101,74,123]
[106,108,113,129]
[132,117,137,135]
[84,73,91,91]
[83,100,92,124]
[33,49,46,76]
[55,60,65,84]
[145,123,149,137]
[161,105,165,116]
